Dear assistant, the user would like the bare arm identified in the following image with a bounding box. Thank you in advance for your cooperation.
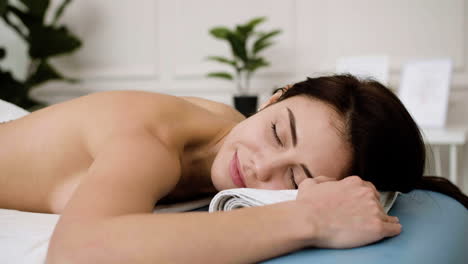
[46,132,401,263]
[50,201,307,264]
[46,132,307,264]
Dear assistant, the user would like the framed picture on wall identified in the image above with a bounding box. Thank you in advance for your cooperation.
[398,59,453,128]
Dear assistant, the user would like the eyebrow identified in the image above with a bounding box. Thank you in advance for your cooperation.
[287,107,314,178]
[287,108,297,146]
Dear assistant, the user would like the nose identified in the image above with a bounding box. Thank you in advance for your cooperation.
[253,150,291,182]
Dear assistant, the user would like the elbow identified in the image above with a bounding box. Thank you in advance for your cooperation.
[46,234,109,264]
[46,242,79,264]
[46,233,135,264]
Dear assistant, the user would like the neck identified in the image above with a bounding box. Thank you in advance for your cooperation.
[179,122,235,196]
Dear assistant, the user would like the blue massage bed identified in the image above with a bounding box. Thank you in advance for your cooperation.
[195,190,467,264]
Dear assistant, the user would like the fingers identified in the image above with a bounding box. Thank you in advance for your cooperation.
[373,215,402,239]
[381,221,402,237]
[343,175,380,202]
[361,180,380,202]
[384,214,400,224]
[342,176,389,220]
[312,176,336,184]
[298,176,336,188]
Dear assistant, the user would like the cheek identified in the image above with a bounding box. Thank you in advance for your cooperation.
[235,122,269,149]
[210,153,228,191]
[257,181,288,190]
[210,136,237,190]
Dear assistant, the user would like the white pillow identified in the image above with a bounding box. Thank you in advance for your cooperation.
[0,209,59,264]
[0,99,30,122]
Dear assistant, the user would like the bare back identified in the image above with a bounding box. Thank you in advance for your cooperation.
[0,91,244,214]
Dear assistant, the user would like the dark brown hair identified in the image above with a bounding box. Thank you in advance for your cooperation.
[277,74,467,208]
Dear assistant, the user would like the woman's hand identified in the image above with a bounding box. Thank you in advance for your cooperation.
[295,175,401,249]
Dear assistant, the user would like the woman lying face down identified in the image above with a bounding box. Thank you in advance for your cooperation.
[1,74,466,264]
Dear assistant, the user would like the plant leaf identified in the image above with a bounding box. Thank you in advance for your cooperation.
[0,0,7,16]
[9,6,82,58]
[0,47,5,60]
[209,27,231,39]
[26,60,64,87]
[18,0,50,21]
[253,41,273,54]
[207,72,233,80]
[244,17,266,30]
[8,5,43,34]
[0,69,28,105]
[29,25,82,58]
[256,29,281,43]
[235,25,250,41]
[236,17,266,42]
[253,29,281,54]
[52,0,72,25]
[227,32,248,62]
[206,56,236,67]
[245,57,269,72]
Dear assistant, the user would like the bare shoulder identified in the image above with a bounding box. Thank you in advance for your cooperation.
[181,96,246,122]
[60,131,181,220]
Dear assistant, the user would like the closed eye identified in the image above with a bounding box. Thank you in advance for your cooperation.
[271,122,283,146]
[271,122,298,189]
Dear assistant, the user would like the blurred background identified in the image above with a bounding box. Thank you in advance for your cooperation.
[1,0,467,193]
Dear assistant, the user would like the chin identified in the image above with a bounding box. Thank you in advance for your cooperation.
[210,173,226,191]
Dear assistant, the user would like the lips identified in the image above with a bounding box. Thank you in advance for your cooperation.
[230,151,246,188]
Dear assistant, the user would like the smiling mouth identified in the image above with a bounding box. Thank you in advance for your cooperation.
[230,151,246,188]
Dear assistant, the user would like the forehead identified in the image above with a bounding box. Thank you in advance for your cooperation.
[270,96,351,178]
[271,95,343,131]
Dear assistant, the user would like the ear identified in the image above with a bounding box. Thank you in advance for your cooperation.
[257,84,293,111]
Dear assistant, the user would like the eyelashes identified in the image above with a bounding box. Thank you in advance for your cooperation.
[271,122,283,146]
[271,122,298,189]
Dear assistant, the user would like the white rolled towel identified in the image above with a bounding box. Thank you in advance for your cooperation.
[209,188,399,213]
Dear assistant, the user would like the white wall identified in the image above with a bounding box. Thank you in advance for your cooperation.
[1,0,468,191]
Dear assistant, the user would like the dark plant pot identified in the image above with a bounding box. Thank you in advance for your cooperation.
[234,95,258,117]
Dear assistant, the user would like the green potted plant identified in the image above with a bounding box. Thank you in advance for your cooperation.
[207,16,281,116]
[0,0,81,110]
